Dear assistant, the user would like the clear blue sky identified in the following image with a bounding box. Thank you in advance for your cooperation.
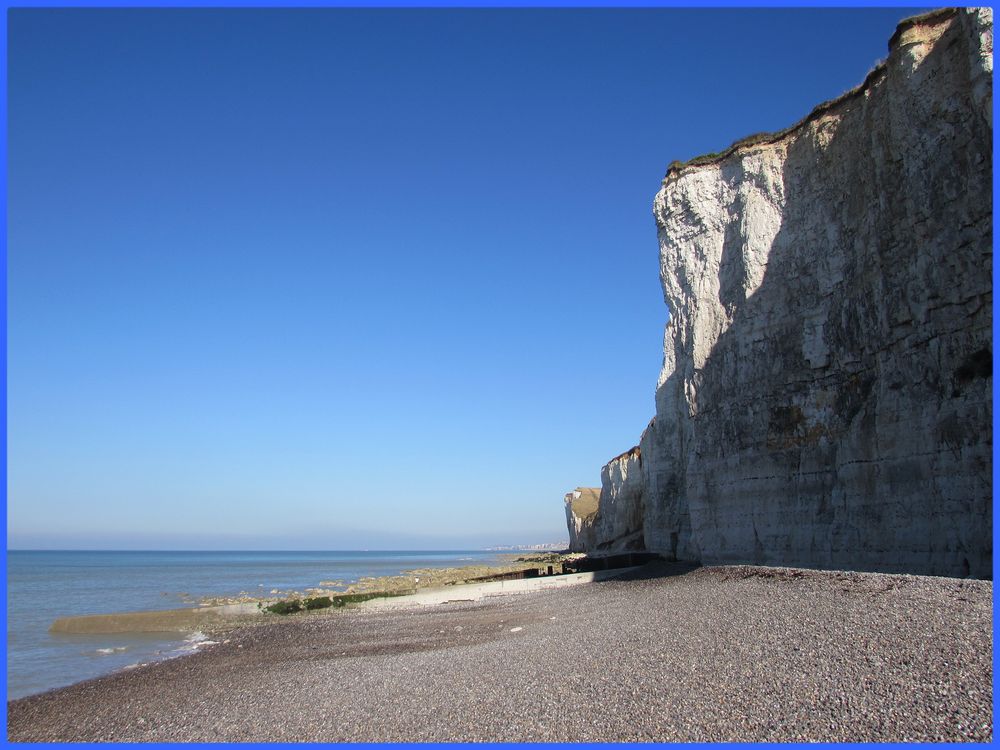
[8,7,926,550]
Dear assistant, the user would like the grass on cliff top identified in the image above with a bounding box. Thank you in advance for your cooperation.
[664,9,960,179]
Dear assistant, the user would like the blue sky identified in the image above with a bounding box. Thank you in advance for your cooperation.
[7,7,927,550]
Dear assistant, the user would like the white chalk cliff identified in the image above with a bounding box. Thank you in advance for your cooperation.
[567,8,993,578]
[564,487,600,553]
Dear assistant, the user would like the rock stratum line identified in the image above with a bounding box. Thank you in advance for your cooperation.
[566,7,993,578]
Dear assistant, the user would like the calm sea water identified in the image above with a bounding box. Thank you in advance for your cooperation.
[6,549,501,700]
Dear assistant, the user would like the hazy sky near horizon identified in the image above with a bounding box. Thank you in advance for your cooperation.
[8,6,927,550]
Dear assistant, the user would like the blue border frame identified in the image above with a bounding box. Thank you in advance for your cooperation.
[1,3,994,749]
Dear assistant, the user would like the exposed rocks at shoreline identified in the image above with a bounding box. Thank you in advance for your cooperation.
[48,554,585,636]
[8,564,991,742]
[198,552,582,604]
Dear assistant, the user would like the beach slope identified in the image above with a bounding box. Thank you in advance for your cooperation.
[7,564,991,742]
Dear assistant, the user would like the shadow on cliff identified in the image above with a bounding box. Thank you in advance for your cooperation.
[653,12,993,578]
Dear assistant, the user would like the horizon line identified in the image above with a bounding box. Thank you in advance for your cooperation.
[6,546,569,553]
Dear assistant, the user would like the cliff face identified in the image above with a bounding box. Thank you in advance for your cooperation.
[570,8,993,578]
[592,446,646,553]
[564,487,600,552]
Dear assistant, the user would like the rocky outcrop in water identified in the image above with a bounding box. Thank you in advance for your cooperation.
[568,8,993,578]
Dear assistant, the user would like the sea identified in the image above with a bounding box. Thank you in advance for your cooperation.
[6,549,503,700]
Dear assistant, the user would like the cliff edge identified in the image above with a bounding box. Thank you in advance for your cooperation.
[567,7,993,577]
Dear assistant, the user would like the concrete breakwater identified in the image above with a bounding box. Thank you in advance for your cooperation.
[47,558,607,634]
[357,567,641,610]
[567,8,993,578]
[48,570,636,633]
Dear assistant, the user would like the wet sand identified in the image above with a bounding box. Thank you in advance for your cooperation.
[7,563,992,742]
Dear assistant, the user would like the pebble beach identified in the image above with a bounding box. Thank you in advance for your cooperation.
[6,562,992,743]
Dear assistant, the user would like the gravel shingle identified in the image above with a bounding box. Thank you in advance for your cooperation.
[7,563,992,742]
